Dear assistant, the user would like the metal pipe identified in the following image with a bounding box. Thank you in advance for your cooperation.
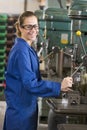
[58,49,64,78]
[79,36,86,55]
[71,62,83,77]
[24,0,28,11]
[57,0,63,8]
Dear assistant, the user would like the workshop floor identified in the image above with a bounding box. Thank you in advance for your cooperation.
[38,124,48,130]
[0,101,48,130]
[0,101,6,130]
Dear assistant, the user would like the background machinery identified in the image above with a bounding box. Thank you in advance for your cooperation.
[35,0,87,128]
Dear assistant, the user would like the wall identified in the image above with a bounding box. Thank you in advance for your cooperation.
[0,0,67,14]
[0,0,24,14]
[0,0,48,14]
[0,0,41,14]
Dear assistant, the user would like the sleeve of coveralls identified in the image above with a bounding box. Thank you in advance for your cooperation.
[17,50,61,98]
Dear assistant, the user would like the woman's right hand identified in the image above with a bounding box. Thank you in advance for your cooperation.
[61,77,73,92]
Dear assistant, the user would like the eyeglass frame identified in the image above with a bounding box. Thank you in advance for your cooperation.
[20,24,39,30]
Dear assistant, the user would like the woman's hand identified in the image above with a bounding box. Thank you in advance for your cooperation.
[61,77,73,92]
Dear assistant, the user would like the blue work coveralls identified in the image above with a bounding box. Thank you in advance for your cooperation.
[3,37,61,130]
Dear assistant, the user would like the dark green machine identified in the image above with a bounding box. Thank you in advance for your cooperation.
[35,0,87,57]
[35,8,72,52]
[45,8,72,51]
[35,1,87,69]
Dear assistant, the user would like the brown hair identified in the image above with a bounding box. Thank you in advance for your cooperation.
[15,11,37,37]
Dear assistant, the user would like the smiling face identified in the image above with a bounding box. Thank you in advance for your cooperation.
[19,16,39,45]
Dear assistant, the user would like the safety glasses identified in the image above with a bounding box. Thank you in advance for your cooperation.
[21,24,39,30]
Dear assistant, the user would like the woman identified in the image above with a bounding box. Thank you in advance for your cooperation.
[3,11,73,130]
